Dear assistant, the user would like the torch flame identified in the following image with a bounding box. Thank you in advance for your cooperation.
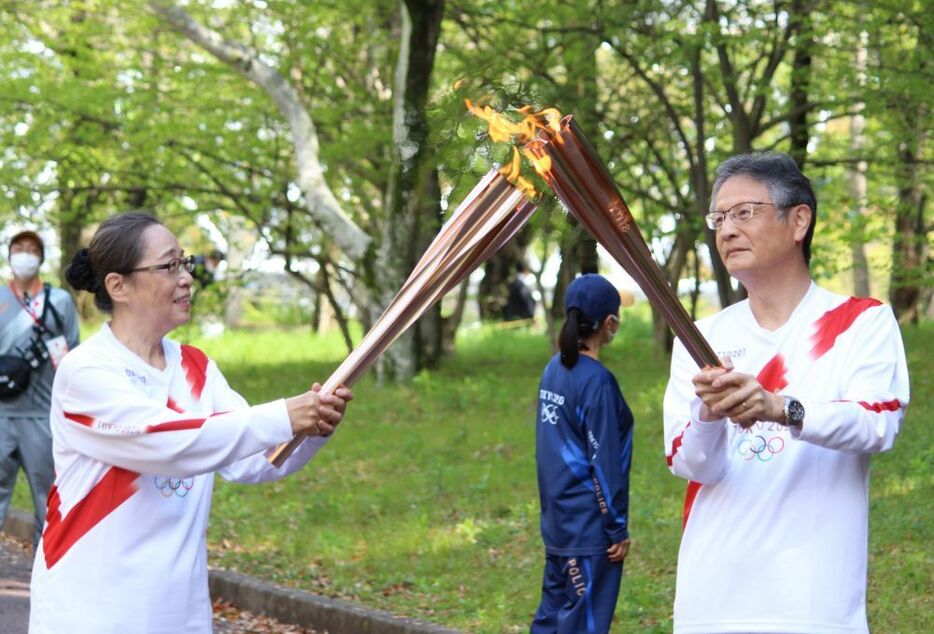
[467,99,565,198]
[523,146,552,180]
[516,105,563,139]
[466,99,562,144]
[499,147,537,200]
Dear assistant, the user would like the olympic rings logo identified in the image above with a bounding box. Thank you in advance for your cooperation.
[154,476,195,498]
[737,435,785,462]
[541,403,559,425]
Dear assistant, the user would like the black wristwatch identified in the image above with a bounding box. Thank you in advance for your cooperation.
[782,396,805,428]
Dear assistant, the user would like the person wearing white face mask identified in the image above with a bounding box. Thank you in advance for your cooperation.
[531,273,634,634]
[0,230,80,547]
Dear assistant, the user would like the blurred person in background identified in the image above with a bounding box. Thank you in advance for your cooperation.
[0,229,79,547]
[504,262,536,322]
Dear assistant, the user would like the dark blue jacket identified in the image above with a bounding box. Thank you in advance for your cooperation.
[536,354,633,555]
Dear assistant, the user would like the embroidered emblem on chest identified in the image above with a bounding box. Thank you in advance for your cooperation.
[154,476,194,498]
[125,368,149,387]
[737,434,785,462]
[735,421,789,462]
[541,403,559,425]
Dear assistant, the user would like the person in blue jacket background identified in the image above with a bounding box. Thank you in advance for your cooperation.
[531,273,634,634]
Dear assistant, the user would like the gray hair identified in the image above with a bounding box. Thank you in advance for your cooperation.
[710,151,817,266]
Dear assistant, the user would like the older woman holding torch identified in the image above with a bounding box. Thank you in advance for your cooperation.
[29,212,352,634]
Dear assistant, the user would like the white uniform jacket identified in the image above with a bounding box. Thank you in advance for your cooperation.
[663,283,909,634]
[30,323,325,634]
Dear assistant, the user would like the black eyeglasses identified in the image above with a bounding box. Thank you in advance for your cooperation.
[127,255,196,276]
[705,201,785,230]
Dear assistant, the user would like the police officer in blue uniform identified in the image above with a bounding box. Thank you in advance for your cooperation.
[531,274,633,634]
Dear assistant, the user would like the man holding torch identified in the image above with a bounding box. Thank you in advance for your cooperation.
[663,152,909,634]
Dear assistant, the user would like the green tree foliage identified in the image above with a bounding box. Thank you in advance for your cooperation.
[0,0,928,352]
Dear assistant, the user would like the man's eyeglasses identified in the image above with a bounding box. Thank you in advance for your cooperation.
[704,202,785,231]
[127,255,196,276]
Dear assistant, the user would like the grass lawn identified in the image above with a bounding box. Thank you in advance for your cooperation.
[12,316,932,632]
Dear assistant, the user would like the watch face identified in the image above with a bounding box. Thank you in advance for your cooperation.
[787,399,805,424]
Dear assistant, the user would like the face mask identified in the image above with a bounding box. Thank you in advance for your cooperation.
[604,316,620,344]
[10,252,40,280]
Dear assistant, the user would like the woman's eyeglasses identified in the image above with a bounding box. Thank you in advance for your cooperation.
[127,255,196,276]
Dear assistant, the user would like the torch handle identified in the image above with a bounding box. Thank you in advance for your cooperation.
[267,173,536,468]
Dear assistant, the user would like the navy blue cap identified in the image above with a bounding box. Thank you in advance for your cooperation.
[564,274,621,325]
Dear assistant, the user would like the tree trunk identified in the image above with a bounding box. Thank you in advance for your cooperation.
[549,22,598,324]
[887,20,929,325]
[375,0,445,380]
[412,168,445,370]
[309,265,324,333]
[788,3,813,168]
[689,246,702,320]
[848,32,870,297]
[530,227,557,345]
[440,278,469,355]
[890,124,927,323]
[56,191,96,318]
[56,196,86,286]
[689,30,738,310]
[478,248,516,321]
[551,219,583,327]
[569,25,600,276]
[651,224,693,355]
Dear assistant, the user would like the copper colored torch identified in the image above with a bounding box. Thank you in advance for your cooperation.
[267,170,536,467]
[525,116,719,368]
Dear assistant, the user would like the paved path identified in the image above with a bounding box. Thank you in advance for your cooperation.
[0,536,31,634]
[3,509,456,634]
[0,535,318,634]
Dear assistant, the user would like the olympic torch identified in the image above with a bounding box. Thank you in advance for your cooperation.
[523,115,718,367]
[267,169,536,467]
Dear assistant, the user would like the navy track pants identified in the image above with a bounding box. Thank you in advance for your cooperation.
[530,553,622,634]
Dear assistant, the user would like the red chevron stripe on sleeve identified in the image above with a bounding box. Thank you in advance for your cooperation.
[810,297,881,360]
[856,399,901,412]
[667,422,692,466]
[66,410,209,434]
[180,344,209,400]
[832,398,902,413]
[63,412,95,427]
[144,417,209,433]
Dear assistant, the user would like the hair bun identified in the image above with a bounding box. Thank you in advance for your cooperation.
[64,248,98,292]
